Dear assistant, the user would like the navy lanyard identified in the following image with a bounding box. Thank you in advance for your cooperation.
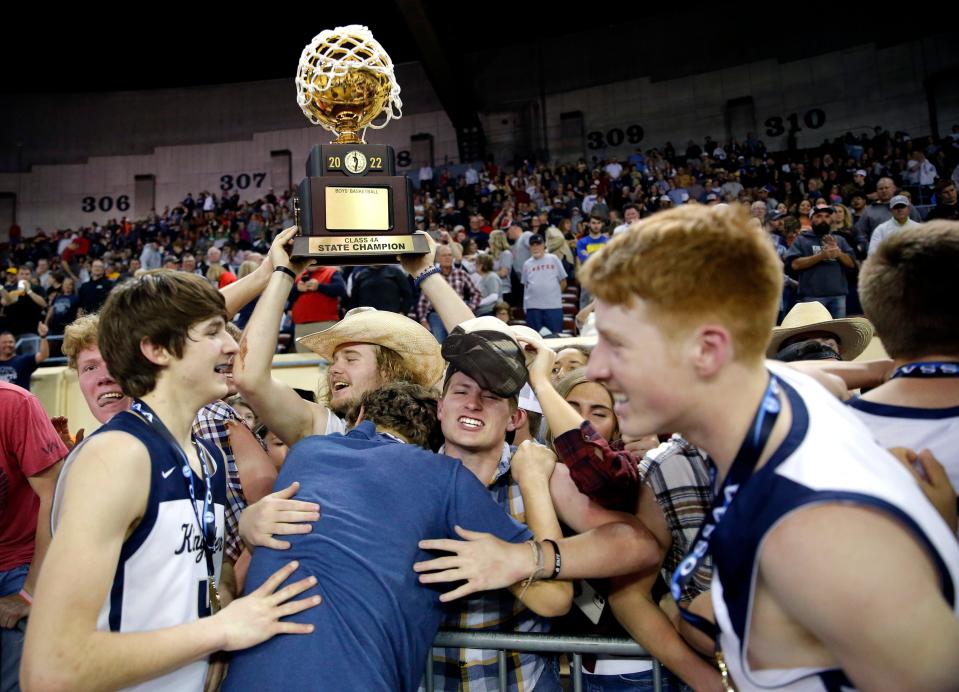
[131,400,218,581]
[891,361,959,379]
[670,375,782,641]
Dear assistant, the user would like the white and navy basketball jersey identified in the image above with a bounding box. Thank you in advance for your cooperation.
[846,396,959,496]
[711,363,959,691]
[52,410,227,692]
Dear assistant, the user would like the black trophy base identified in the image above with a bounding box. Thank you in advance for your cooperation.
[291,231,431,266]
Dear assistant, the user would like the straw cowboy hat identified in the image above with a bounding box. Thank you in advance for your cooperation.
[297,307,445,387]
[766,302,873,360]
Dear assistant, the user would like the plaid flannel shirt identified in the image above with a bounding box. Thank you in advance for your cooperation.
[422,443,552,691]
[554,421,641,512]
[416,266,482,321]
[556,422,712,603]
[638,435,713,603]
[193,401,249,562]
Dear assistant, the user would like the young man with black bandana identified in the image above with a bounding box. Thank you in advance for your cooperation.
[415,320,659,691]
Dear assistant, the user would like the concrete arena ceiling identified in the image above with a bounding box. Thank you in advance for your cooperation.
[0,1,950,95]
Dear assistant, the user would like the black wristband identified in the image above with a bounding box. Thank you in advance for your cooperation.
[274,266,297,280]
[542,538,561,580]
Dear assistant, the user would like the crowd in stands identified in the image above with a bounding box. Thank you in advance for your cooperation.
[2,125,959,692]
[3,124,959,364]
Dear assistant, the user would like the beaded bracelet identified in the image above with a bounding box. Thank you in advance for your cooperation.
[414,265,441,287]
[517,540,545,601]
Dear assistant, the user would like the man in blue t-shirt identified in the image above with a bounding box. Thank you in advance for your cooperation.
[224,383,560,692]
[0,327,49,391]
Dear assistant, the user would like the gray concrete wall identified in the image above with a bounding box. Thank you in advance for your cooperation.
[3,37,956,232]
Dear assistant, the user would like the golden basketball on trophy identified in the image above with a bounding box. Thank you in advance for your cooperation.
[291,24,429,263]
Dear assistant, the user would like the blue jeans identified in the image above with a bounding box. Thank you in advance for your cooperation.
[525,308,564,335]
[801,295,846,319]
[1,564,29,692]
[583,665,681,691]
[427,312,448,344]
[533,657,563,691]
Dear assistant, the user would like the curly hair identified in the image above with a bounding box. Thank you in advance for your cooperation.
[62,313,101,370]
[346,381,441,450]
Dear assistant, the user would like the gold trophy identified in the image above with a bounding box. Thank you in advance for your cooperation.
[291,25,429,263]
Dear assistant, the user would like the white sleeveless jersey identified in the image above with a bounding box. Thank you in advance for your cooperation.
[52,411,226,692]
[846,396,959,492]
[710,363,959,691]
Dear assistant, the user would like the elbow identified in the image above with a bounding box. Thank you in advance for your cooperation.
[22,672,72,692]
[610,523,662,576]
[529,583,574,618]
[21,653,78,692]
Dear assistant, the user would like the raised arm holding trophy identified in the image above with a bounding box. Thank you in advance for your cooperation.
[292,25,430,264]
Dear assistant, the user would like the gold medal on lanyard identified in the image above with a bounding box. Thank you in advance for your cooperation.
[208,578,222,614]
[715,650,735,692]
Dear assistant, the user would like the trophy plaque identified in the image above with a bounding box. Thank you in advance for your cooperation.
[292,25,430,264]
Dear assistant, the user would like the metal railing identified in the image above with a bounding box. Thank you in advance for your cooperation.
[424,629,663,692]
[16,334,68,366]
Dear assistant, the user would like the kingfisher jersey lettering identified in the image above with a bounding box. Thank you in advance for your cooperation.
[711,363,959,691]
[52,411,226,692]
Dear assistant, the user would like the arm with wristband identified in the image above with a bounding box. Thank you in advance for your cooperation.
[399,234,475,331]
[231,227,326,448]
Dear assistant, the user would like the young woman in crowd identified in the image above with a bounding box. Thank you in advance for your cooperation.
[488,229,514,304]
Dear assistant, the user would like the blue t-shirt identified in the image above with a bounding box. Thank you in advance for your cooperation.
[575,234,609,263]
[0,354,37,390]
[224,422,532,692]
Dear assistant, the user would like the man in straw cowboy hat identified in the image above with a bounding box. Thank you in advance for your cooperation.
[413,315,659,691]
[766,301,873,363]
[232,228,449,448]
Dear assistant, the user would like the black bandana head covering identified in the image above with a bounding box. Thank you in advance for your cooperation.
[442,328,528,398]
[775,339,841,362]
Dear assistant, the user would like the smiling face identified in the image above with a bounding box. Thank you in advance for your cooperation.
[0,333,16,359]
[76,345,132,424]
[171,316,239,406]
[438,371,518,455]
[565,381,617,441]
[586,299,692,438]
[326,343,383,416]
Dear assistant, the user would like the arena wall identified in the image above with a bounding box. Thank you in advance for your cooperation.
[2,36,955,235]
